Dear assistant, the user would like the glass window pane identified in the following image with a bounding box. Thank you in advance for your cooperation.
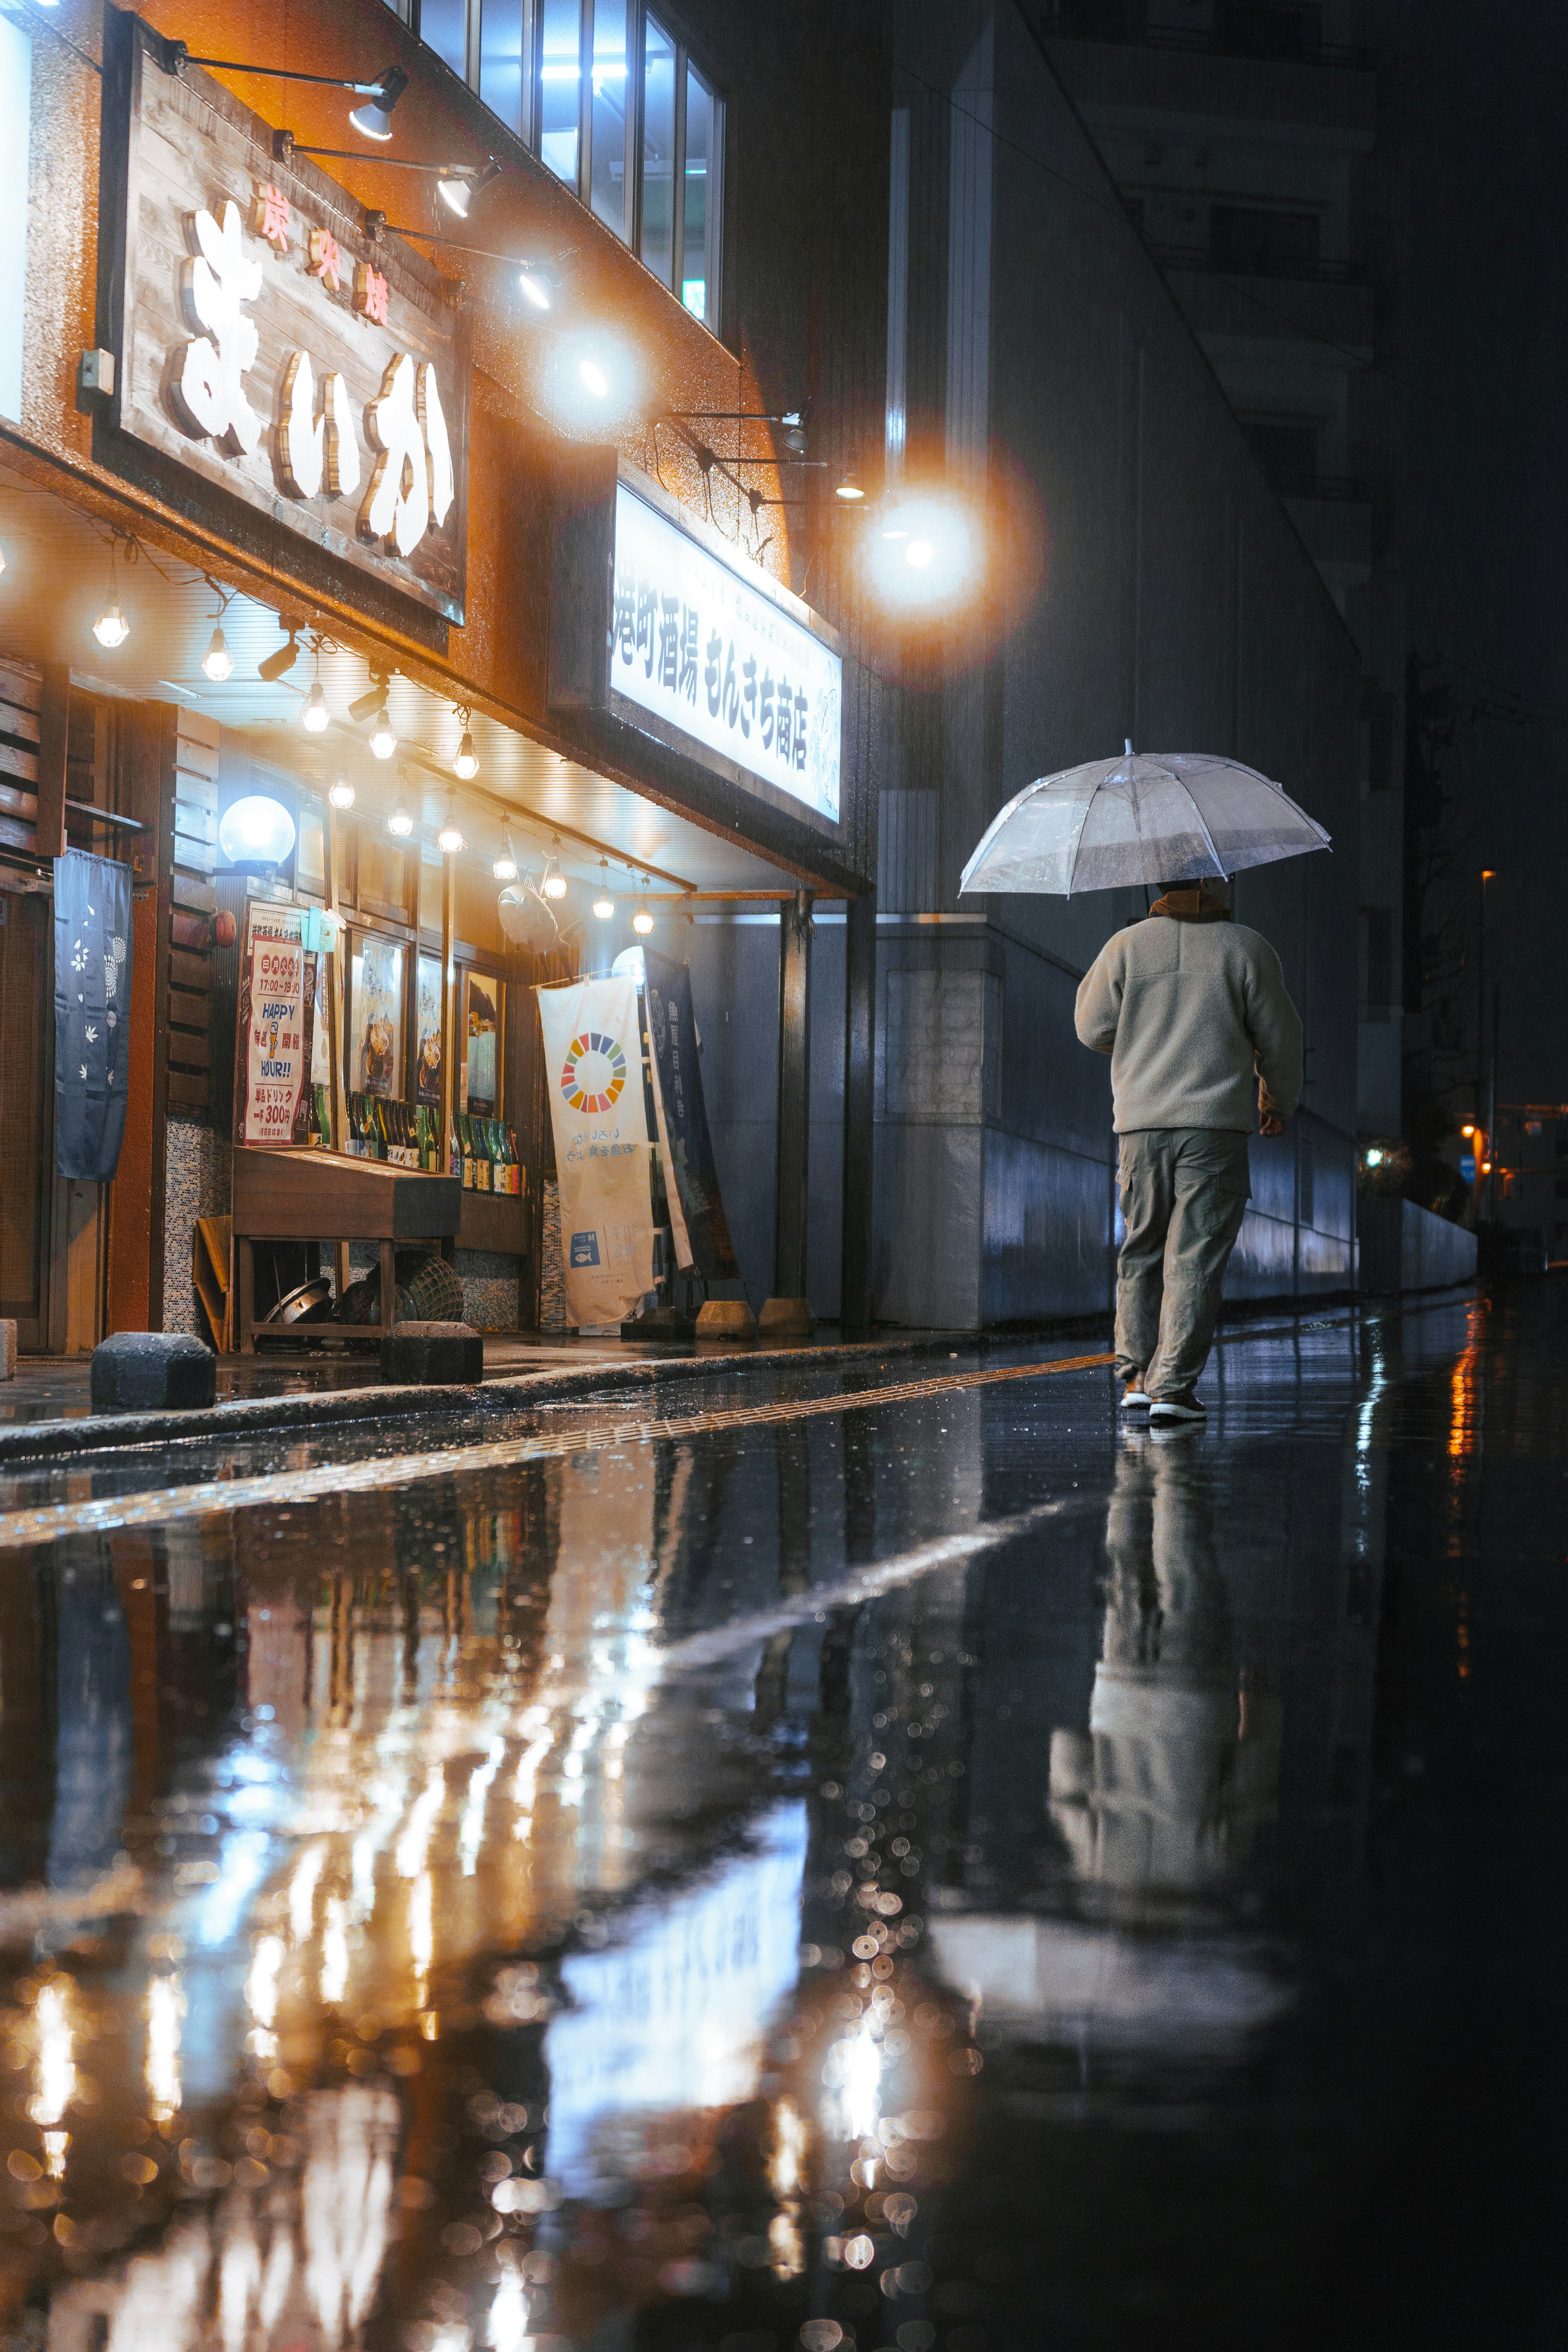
[416,955,444,1105]
[479,0,528,136]
[463,973,502,1114]
[538,0,580,185]
[420,0,468,79]
[589,0,632,241]
[640,16,676,283]
[683,62,715,321]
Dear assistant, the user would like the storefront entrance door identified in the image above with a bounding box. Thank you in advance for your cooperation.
[0,890,51,1351]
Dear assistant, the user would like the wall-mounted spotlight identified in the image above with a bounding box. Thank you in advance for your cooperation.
[159,38,410,145]
[258,629,300,684]
[439,159,502,217]
[835,471,866,502]
[347,65,409,141]
[492,825,518,882]
[519,267,553,312]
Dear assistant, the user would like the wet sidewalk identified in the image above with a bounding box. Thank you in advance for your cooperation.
[0,1282,1555,2351]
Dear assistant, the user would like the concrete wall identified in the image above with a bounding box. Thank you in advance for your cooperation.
[850,0,1365,1329]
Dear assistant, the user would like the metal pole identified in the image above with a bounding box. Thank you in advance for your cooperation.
[1488,983,1500,1221]
[840,890,877,1335]
[771,890,813,1319]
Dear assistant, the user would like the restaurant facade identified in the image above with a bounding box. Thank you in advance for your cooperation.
[0,0,887,1350]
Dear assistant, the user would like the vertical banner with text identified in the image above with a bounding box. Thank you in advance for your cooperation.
[537,974,655,1328]
[643,952,738,1280]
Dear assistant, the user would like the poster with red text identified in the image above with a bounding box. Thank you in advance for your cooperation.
[235,930,316,1147]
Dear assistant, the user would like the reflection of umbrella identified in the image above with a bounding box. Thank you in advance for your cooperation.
[960,745,1331,897]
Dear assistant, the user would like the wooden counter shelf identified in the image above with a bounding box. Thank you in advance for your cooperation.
[456,1186,530,1257]
[232,1147,463,1354]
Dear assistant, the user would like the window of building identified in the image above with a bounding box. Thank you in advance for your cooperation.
[1211,203,1320,278]
[1242,416,1319,500]
[384,0,723,328]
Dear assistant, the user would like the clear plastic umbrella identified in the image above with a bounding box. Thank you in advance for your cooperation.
[960,745,1331,897]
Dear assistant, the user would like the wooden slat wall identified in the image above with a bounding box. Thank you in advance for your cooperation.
[0,661,40,857]
[166,709,218,1115]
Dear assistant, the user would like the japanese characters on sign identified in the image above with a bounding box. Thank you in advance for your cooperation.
[98,15,469,622]
[610,483,842,826]
[236,929,316,1148]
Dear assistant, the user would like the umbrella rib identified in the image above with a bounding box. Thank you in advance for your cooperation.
[1183,785,1228,882]
[1064,769,1104,897]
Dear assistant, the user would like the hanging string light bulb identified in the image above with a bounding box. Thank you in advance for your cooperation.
[592,861,615,919]
[492,824,518,881]
[370,696,396,759]
[542,837,568,900]
[93,537,131,648]
[438,793,465,855]
[301,640,329,731]
[329,778,355,810]
[388,795,414,838]
[453,708,479,780]
[632,876,655,937]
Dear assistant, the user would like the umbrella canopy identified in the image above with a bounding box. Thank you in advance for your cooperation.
[959,749,1331,897]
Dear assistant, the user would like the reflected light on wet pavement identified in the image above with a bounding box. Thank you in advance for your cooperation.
[0,1292,1559,2350]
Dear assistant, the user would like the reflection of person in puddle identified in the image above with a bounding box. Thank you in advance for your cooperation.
[1049,1438,1280,1893]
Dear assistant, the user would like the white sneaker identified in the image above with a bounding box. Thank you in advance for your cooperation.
[1149,1393,1205,1423]
[1120,1381,1151,1409]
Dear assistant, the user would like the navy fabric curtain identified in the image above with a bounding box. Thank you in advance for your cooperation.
[53,850,132,1182]
[643,950,739,1280]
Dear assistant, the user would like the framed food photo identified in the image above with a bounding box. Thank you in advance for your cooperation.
[462,970,502,1116]
[415,952,444,1107]
[352,933,405,1099]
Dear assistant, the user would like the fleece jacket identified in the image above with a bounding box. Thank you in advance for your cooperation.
[1074,911,1304,1133]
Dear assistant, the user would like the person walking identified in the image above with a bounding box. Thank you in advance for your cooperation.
[1074,878,1303,1424]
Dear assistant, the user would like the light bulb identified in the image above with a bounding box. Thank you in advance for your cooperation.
[543,867,568,901]
[329,778,355,810]
[579,358,609,398]
[93,601,129,648]
[453,729,478,779]
[388,799,414,838]
[202,625,233,681]
[835,472,866,502]
[370,702,396,759]
[492,827,518,882]
[632,900,654,937]
[437,176,472,217]
[302,680,329,731]
[593,865,614,919]
[438,799,464,854]
[0,544,7,575]
[519,270,552,312]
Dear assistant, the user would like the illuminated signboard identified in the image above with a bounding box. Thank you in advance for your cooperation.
[95,12,471,623]
[549,464,843,837]
[610,482,842,825]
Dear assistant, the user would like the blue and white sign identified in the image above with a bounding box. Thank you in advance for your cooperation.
[611,479,842,825]
[0,13,31,424]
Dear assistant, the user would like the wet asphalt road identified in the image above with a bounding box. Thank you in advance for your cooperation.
[0,1285,1560,2351]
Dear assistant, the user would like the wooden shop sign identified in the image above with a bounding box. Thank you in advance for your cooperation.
[96,11,471,624]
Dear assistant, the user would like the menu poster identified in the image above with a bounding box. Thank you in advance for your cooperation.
[235,931,316,1147]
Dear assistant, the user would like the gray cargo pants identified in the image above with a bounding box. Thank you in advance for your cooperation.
[1115,1128,1252,1400]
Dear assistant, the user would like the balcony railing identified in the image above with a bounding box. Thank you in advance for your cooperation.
[1144,242,1368,287]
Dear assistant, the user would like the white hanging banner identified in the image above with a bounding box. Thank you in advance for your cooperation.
[537,974,655,1329]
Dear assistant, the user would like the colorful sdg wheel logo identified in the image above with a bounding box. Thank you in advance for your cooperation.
[560,1030,627,1115]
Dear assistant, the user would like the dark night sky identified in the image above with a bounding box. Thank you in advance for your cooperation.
[1405,4,1568,1110]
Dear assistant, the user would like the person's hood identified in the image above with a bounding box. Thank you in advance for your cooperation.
[1149,885,1233,921]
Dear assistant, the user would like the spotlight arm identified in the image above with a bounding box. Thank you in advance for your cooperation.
[157,37,398,96]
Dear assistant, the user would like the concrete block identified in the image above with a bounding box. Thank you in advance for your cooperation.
[381,1320,484,1386]
[758,1296,815,1340]
[91,1331,216,1414]
[696,1299,758,1341]
[0,1320,14,1380]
